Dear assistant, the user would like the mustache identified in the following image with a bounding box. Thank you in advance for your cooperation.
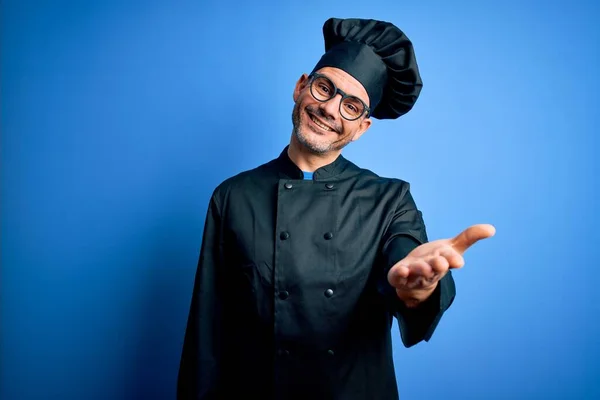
[306,105,341,133]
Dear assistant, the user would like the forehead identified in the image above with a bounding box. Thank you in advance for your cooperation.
[315,67,370,106]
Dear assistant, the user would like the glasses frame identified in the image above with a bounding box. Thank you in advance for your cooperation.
[308,73,371,121]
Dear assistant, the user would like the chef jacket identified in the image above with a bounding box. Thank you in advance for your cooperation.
[177,146,456,399]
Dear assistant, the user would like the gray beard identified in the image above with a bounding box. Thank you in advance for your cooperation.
[291,102,347,155]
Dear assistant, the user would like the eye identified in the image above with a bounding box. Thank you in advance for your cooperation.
[318,84,331,93]
[344,103,358,113]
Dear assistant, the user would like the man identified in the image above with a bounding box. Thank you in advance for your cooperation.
[177,17,495,400]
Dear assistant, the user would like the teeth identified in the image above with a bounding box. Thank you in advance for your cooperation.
[310,114,332,131]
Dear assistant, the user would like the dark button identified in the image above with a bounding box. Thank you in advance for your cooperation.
[324,289,334,298]
[324,232,333,240]
[325,183,334,190]
[280,231,290,240]
[278,290,289,300]
[327,349,335,356]
[278,349,290,356]
[284,183,293,189]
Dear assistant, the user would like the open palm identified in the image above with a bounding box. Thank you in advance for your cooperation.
[388,224,496,305]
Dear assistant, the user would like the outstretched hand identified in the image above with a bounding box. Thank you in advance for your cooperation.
[388,224,496,307]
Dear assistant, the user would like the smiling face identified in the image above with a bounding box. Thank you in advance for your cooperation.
[291,67,372,155]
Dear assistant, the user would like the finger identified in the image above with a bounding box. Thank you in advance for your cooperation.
[406,259,434,280]
[451,224,496,254]
[439,247,464,269]
[428,255,449,275]
[388,263,410,286]
[405,260,436,289]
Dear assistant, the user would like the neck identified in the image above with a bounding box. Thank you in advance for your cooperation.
[288,134,341,172]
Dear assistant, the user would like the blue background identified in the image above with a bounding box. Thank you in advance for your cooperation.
[2,0,599,399]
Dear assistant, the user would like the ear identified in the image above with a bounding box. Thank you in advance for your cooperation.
[293,74,310,102]
[351,117,372,142]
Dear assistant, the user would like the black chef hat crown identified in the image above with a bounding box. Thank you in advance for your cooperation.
[311,17,423,120]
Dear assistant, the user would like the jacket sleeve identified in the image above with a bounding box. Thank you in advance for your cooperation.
[380,183,456,348]
[177,193,224,399]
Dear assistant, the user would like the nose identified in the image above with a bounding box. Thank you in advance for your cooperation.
[319,93,342,121]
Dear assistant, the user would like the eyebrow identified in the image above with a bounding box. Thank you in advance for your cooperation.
[319,73,370,107]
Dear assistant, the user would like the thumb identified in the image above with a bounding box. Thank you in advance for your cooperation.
[451,224,496,254]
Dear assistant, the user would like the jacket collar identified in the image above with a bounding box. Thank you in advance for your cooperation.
[274,145,350,181]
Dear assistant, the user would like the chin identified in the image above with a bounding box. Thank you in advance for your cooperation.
[293,126,329,154]
[291,104,344,154]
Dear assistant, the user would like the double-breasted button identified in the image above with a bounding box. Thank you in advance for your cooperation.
[278,290,289,300]
[278,349,290,357]
[280,231,290,240]
[324,232,333,240]
[327,349,335,356]
[284,183,293,189]
[325,183,334,190]
[324,289,334,298]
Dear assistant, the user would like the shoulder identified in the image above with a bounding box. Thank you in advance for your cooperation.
[209,159,277,209]
[343,159,421,212]
[345,159,412,194]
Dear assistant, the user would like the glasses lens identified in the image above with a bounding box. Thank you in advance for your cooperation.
[341,97,365,120]
[310,75,366,120]
[311,76,335,101]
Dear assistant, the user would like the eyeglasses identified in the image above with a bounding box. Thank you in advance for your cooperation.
[308,73,370,121]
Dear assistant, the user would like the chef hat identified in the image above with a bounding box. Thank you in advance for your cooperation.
[311,17,423,120]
